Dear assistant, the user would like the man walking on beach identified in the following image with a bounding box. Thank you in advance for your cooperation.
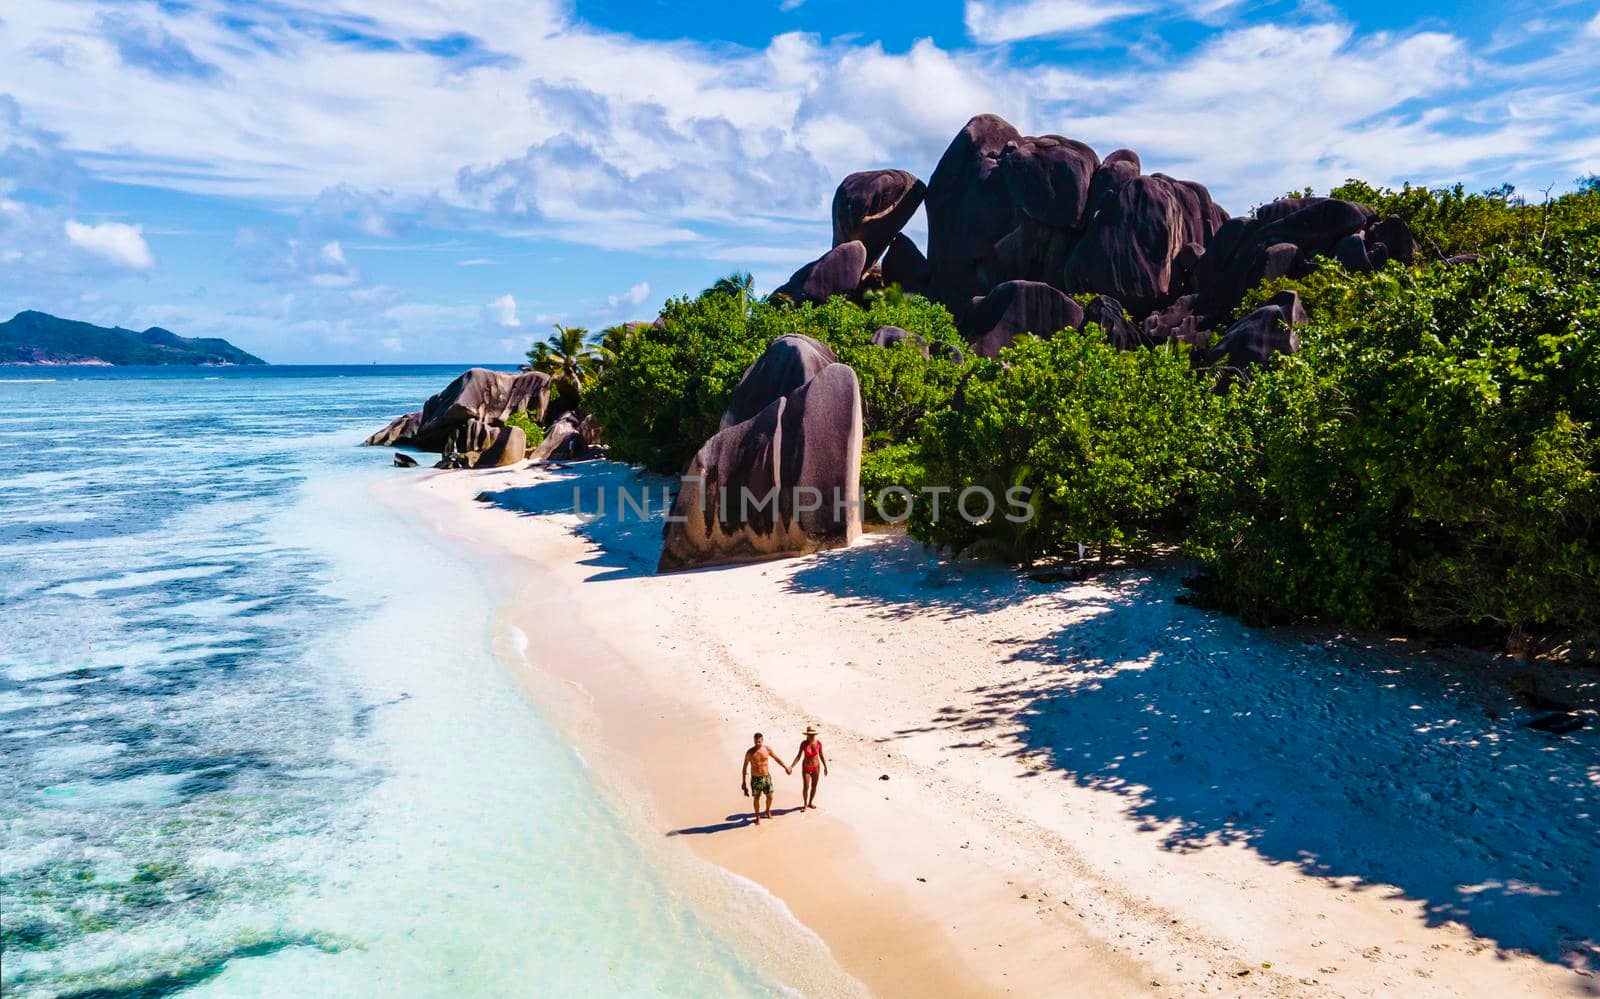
[741,733,791,825]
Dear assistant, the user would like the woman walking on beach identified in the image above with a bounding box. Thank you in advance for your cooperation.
[790,725,828,810]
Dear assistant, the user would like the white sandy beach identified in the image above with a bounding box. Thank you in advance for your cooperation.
[383,459,1598,998]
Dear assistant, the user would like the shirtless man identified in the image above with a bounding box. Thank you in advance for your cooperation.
[741,732,791,825]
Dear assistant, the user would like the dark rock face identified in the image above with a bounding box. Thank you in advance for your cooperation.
[999,135,1099,229]
[1205,291,1306,371]
[441,417,498,455]
[528,411,606,462]
[871,325,926,354]
[882,233,931,293]
[366,411,422,447]
[925,114,1023,307]
[832,170,926,267]
[393,452,418,468]
[1065,175,1189,316]
[961,280,1084,358]
[722,334,839,428]
[366,368,550,452]
[1143,294,1207,349]
[773,241,868,305]
[1081,295,1146,351]
[1194,197,1402,322]
[780,111,1419,358]
[659,362,862,573]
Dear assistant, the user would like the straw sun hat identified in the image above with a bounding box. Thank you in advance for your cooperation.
[803,724,819,735]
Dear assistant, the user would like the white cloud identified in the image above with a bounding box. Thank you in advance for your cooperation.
[309,241,355,287]
[0,0,1591,270]
[63,219,154,269]
[489,293,520,327]
[964,0,1150,44]
[605,281,650,310]
[458,257,492,266]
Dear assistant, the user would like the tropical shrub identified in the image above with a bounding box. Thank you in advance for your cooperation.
[503,410,545,449]
[909,328,1221,563]
[1296,179,1600,260]
[859,442,925,523]
[585,281,965,472]
[1186,240,1600,647]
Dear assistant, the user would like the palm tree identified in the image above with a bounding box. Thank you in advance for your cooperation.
[703,270,757,315]
[526,323,602,401]
[703,270,754,300]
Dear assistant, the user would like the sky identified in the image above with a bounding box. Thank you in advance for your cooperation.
[0,1,1596,363]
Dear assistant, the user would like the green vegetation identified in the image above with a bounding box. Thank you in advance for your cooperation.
[527,323,605,414]
[1186,240,1600,650]
[913,329,1219,561]
[1273,179,1600,261]
[503,409,545,449]
[588,181,1600,653]
[585,276,964,473]
[0,310,265,365]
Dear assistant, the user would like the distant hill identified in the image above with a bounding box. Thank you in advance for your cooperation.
[0,311,266,366]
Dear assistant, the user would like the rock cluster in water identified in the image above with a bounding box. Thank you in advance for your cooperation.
[776,113,1417,365]
[659,334,863,573]
[364,367,603,469]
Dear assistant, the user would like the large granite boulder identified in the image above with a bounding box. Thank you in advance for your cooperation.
[443,417,498,455]
[479,424,527,467]
[366,368,551,452]
[871,325,926,354]
[1085,155,1140,218]
[989,217,1077,288]
[659,362,862,573]
[832,170,926,267]
[1204,291,1307,371]
[925,113,1023,308]
[1063,175,1189,316]
[881,233,931,293]
[1080,295,1146,351]
[773,241,868,305]
[1143,294,1207,349]
[722,334,839,428]
[365,410,421,447]
[1194,197,1390,321]
[961,280,1084,358]
[999,135,1099,230]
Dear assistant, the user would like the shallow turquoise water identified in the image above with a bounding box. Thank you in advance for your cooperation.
[0,368,773,997]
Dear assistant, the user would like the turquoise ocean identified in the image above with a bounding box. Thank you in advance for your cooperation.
[0,367,778,997]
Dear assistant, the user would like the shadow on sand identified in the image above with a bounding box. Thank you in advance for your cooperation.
[481,462,1598,966]
[473,462,670,582]
[667,808,807,836]
[786,550,1600,968]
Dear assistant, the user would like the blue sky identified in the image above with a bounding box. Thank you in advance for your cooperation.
[1,1,1596,363]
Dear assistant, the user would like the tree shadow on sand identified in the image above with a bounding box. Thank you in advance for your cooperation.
[796,552,1600,968]
[472,462,670,581]
[781,533,1029,620]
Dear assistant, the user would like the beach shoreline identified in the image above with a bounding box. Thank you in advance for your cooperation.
[381,459,1597,998]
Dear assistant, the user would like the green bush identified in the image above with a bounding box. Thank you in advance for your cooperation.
[909,328,1222,563]
[860,442,926,523]
[1303,179,1600,260]
[503,410,545,449]
[1186,240,1600,645]
[585,286,965,472]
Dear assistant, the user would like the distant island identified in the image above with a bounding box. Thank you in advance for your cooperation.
[0,310,266,366]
